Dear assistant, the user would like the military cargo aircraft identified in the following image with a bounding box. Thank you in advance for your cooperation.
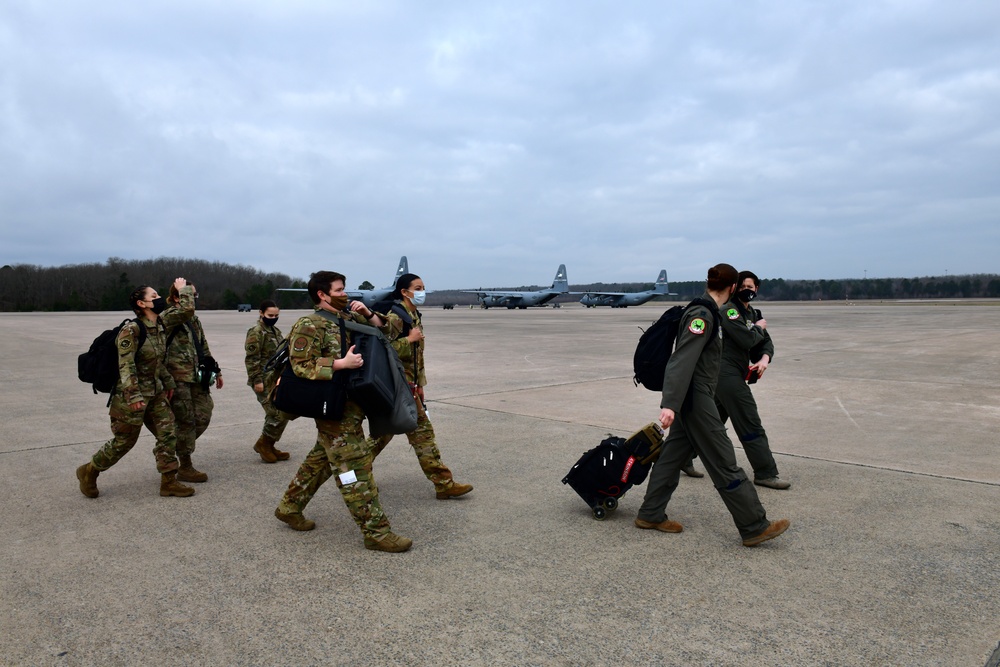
[278,256,409,308]
[464,264,569,309]
[574,269,675,307]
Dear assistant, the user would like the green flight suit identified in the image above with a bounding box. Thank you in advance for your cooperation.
[716,299,780,480]
[637,293,771,541]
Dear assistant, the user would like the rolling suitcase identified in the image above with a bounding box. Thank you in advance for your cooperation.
[562,422,664,520]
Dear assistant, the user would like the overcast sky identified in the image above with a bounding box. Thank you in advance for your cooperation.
[2,1,998,288]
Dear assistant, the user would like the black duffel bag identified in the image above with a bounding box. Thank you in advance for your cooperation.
[270,362,347,420]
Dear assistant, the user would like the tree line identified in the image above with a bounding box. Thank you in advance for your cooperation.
[0,258,311,312]
[1,259,998,312]
[666,275,1000,302]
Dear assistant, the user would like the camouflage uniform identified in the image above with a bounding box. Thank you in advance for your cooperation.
[368,303,456,491]
[275,308,393,542]
[90,316,181,473]
[162,288,214,457]
[244,318,297,441]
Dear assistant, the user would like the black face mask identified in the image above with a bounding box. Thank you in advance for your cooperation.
[737,289,757,303]
[262,316,279,328]
[151,297,167,314]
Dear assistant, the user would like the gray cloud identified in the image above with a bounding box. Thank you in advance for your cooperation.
[2,0,998,288]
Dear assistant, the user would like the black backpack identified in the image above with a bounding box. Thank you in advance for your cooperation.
[78,319,147,394]
[632,298,720,391]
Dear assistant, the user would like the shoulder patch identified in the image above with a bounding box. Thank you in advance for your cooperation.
[246,343,258,354]
[727,308,740,320]
[119,337,132,350]
[292,336,309,352]
[688,318,707,335]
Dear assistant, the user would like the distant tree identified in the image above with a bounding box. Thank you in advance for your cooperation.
[358,280,375,290]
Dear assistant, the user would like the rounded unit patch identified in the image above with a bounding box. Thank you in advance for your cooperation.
[292,336,309,352]
[119,338,132,350]
[727,308,740,320]
[688,318,707,335]
[246,343,258,354]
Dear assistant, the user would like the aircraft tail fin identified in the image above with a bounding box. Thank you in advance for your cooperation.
[388,256,408,288]
[552,264,569,293]
[654,270,669,294]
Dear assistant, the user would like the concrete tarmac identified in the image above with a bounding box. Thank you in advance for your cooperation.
[1,301,998,666]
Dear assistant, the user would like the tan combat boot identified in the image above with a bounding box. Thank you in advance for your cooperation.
[160,472,195,497]
[274,508,316,531]
[76,462,100,498]
[253,435,278,463]
[364,532,413,553]
[436,481,474,500]
[177,454,208,483]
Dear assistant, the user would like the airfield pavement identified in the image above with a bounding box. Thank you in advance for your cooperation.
[1,300,998,667]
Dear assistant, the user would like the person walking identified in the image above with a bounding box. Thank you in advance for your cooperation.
[368,274,473,499]
[162,280,222,483]
[244,299,295,463]
[76,278,196,499]
[635,263,790,547]
[274,270,412,553]
[716,270,790,489]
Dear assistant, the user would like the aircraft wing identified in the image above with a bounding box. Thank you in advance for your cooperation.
[461,290,526,297]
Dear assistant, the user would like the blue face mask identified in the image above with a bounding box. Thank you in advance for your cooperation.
[410,290,426,306]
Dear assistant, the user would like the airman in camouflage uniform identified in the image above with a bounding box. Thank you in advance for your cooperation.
[274,270,412,553]
[76,280,196,498]
[244,300,296,462]
[162,281,220,483]
[368,273,473,499]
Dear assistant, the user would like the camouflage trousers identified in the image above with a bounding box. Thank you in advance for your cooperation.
[92,392,179,474]
[171,381,214,457]
[369,396,453,490]
[277,401,391,542]
[255,386,296,442]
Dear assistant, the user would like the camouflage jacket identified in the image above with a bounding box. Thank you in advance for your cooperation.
[720,299,774,378]
[380,302,427,386]
[161,287,210,383]
[245,319,284,387]
[660,293,724,412]
[117,316,176,406]
[288,308,367,381]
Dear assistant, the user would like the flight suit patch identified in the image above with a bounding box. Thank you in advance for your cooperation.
[292,336,309,352]
[688,318,707,335]
[727,308,740,320]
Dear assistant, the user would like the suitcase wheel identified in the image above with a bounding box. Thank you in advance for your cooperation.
[602,497,618,511]
[592,506,607,520]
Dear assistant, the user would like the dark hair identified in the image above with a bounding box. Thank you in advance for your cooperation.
[307,270,345,305]
[129,285,152,315]
[706,263,739,291]
[391,273,421,300]
[259,299,278,312]
[738,270,760,288]
[168,279,191,302]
